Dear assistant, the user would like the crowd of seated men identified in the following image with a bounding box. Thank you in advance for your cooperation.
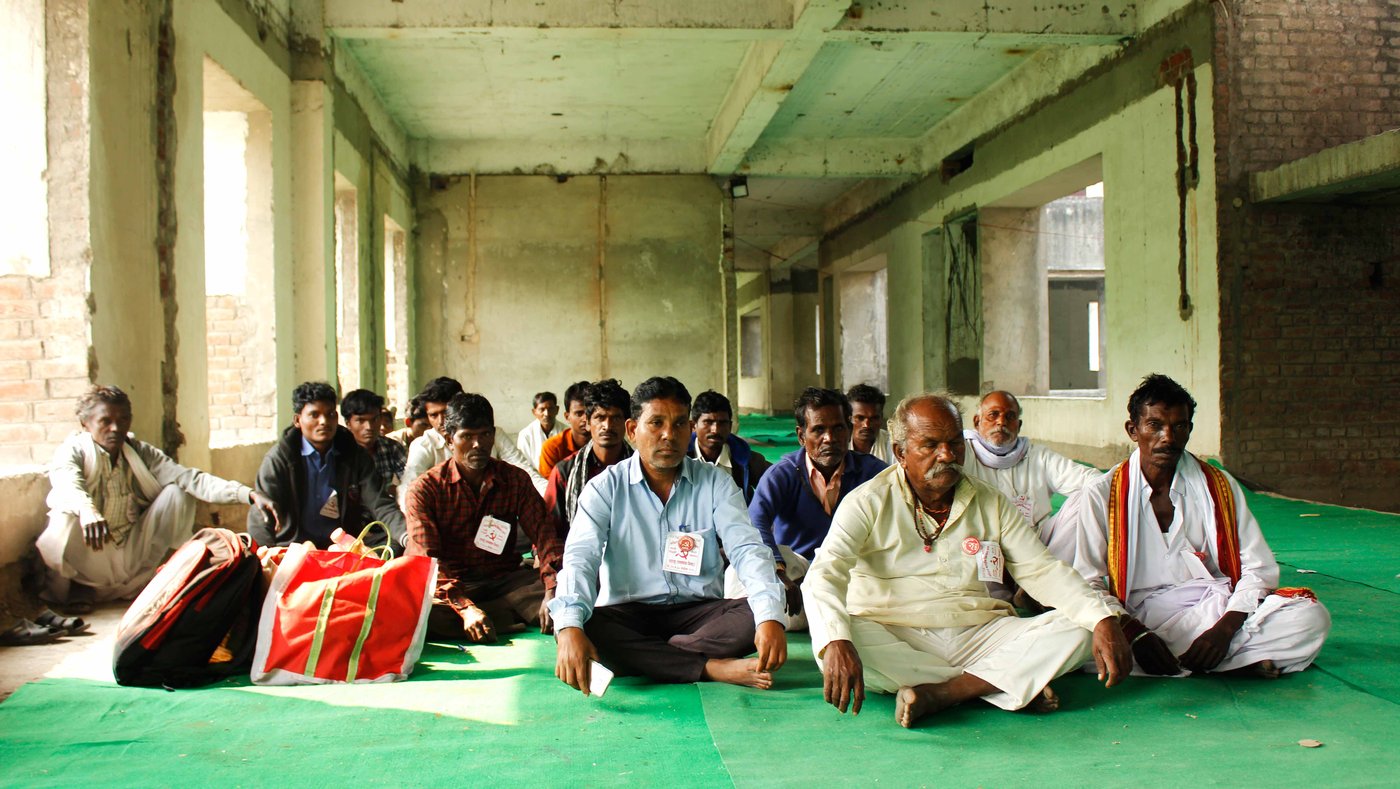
[23,373,1328,728]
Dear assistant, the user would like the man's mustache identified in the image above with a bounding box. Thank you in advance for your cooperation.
[923,462,963,482]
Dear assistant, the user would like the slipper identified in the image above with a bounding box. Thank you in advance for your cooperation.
[0,619,66,647]
[35,609,90,635]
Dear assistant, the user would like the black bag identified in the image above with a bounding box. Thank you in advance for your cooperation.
[112,528,263,688]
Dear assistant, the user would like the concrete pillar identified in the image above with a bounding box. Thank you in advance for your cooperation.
[291,81,335,388]
[980,207,1047,395]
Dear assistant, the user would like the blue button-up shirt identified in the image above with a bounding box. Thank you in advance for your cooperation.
[549,455,787,630]
[299,436,339,543]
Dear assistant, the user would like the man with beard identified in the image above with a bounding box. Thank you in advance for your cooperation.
[544,379,634,541]
[550,377,787,691]
[846,384,893,463]
[688,390,770,505]
[804,393,1131,728]
[405,393,564,642]
[962,391,1102,582]
[744,388,886,629]
[1065,374,1330,678]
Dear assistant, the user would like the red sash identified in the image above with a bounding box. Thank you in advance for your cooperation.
[1105,457,1241,601]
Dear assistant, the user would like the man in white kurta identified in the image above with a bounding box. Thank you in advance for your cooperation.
[961,391,1101,560]
[1065,374,1329,677]
[805,393,1130,727]
[515,392,564,469]
[39,386,277,604]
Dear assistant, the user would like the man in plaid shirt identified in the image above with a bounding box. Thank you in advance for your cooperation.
[405,392,564,643]
[342,389,408,503]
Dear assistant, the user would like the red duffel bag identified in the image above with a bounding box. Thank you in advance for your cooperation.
[250,524,436,685]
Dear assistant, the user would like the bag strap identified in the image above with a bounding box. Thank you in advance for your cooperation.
[344,567,386,682]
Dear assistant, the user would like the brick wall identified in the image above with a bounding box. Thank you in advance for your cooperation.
[1214,0,1400,510]
[0,274,92,467]
[206,294,276,446]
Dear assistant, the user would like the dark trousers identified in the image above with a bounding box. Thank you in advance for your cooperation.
[426,566,544,639]
[584,598,758,683]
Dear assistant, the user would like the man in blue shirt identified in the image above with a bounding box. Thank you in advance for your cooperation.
[738,387,887,628]
[551,377,788,692]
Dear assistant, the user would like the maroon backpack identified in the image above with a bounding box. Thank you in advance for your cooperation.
[113,528,263,688]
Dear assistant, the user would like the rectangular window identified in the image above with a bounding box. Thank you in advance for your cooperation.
[1,0,49,277]
[740,310,763,379]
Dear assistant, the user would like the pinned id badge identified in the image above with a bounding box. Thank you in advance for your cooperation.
[474,515,512,555]
[663,530,705,576]
[1013,494,1034,524]
[976,540,1004,583]
[318,491,340,519]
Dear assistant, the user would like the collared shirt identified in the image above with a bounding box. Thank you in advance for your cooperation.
[696,442,732,471]
[805,453,845,516]
[549,455,787,630]
[405,457,563,612]
[402,426,548,508]
[803,466,1115,657]
[538,429,584,478]
[962,441,1101,527]
[368,435,407,490]
[848,429,894,464]
[517,420,564,468]
[299,436,339,543]
[96,452,137,543]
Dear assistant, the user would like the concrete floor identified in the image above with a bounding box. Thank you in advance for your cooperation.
[0,603,124,701]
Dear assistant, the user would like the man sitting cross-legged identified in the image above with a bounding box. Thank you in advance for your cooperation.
[550,377,788,693]
[1064,374,1331,678]
[543,379,634,541]
[405,393,564,643]
[687,389,770,505]
[805,393,1131,728]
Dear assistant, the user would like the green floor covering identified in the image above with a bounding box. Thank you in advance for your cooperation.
[3,459,1398,786]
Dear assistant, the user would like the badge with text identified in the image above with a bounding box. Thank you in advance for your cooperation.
[976,540,1004,583]
[962,537,982,556]
[474,515,512,555]
[1013,494,1034,524]
[663,530,705,576]
[318,491,340,519]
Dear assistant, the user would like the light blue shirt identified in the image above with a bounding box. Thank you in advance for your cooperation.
[549,455,787,631]
[299,436,338,544]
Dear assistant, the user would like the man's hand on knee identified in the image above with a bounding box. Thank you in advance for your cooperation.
[554,626,599,695]
[538,588,555,635]
[821,639,865,715]
[82,518,110,551]
[1092,615,1132,687]
[460,605,496,643]
[754,619,787,673]
[1179,610,1246,673]
[1121,616,1181,675]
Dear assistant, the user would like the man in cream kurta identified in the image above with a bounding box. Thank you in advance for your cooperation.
[1064,375,1329,677]
[804,393,1130,728]
[961,390,1102,559]
[39,385,277,604]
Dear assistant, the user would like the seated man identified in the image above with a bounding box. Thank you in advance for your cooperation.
[846,383,893,463]
[543,379,633,541]
[385,396,430,448]
[249,382,405,549]
[537,380,592,478]
[550,377,788,692]
[38,385,278,607]
[516,391,564,469]
[805,393,1131,728]
[342,388,407,502]
[687,390,770,505]
[963,390,1101,556]
[405,393,564,643]
[740,388,886,627]
[402,377,547,501]
[1066,374,1330,678]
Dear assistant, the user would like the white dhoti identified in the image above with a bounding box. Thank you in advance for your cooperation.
[726,545,809,631]
[1131,577,1330,675]
[822,610,1093,710]
[36,485,196,602]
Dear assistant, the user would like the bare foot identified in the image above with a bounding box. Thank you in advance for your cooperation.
[1226,659,1281,679]
[1011,587,1046,615]
[1023,685,1060,713]
[895,684,955,728]
[703,658,773,689]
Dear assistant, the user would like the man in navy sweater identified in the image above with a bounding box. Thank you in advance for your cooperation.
[729,387,887,628]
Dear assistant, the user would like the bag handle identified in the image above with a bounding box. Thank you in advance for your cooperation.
[348,521,396,560]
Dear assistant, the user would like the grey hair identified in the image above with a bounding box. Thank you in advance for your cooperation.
[76,384,131,424]
[888,390,961,449]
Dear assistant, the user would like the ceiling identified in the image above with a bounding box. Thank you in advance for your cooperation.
[327,0,1141,268]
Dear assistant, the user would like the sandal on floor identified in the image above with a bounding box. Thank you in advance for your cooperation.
[35,609,90,635]
[0,619,66,647]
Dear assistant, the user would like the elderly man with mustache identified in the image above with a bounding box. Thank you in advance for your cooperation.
[743,387,887,629]
[803,393,1132,728]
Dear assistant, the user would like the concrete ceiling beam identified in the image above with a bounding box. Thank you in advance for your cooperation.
[740,137,923,177]
[735,206,825,237]
[833,0,1138,38]
[325,0,795,37]
[415,137,707,175]
[705,0,855,175]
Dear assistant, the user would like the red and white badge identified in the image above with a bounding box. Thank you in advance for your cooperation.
[962,537,982,556]
[473,515,512,555]
[663,530,705,576]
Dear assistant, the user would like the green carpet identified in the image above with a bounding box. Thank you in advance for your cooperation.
[3,458,1398,787]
